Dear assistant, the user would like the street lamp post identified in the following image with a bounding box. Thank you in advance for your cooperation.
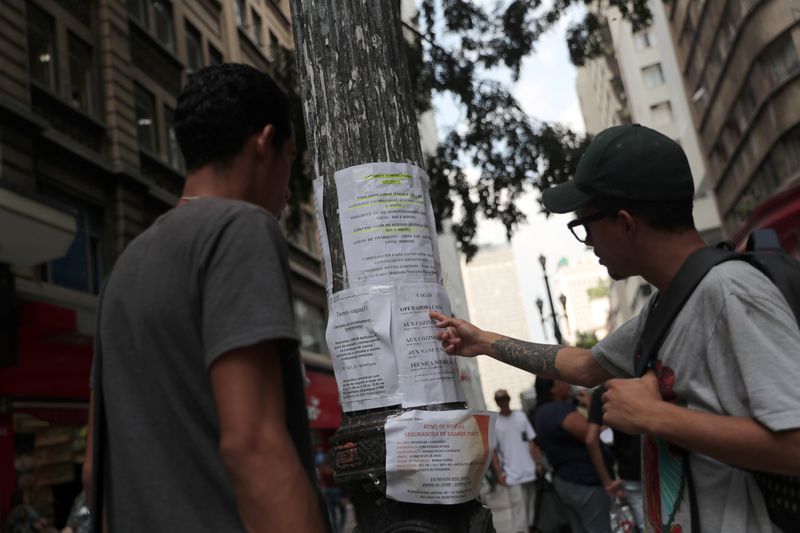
[538,254,564,345]
[535,297,547,338]
[558,293,570,337]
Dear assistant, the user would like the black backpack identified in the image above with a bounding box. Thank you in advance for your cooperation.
[634,229,800,533]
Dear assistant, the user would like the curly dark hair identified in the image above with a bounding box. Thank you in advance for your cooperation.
[174,63,291,172]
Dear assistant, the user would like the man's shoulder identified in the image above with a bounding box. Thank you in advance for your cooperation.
[699,259,786,303]
[184,198,278,229]
[175,199,285,253]
[510,410,529,423]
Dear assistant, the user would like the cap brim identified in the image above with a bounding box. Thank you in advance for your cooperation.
[542,181,594,214]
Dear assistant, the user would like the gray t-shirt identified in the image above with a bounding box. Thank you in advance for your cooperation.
[95,198,316,531]
[592,261,800,533]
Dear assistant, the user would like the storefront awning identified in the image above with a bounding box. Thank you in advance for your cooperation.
[0,187,75,266]
[305,370,341,429]
[734,180,800,254]
[0,302,93,400]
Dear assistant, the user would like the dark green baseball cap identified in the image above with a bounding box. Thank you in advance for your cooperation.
[542,123,695,214]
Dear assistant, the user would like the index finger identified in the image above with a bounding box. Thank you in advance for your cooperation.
[429,310,449,324]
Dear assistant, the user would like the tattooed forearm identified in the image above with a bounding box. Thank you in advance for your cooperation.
[491,339,563,378]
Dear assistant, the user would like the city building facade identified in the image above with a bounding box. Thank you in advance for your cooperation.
[666,0,800,254]
[551,253,611,345]
[461,245,536,412]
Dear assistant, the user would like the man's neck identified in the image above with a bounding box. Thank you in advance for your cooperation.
[179,163,242,206]
[639,230,707,293]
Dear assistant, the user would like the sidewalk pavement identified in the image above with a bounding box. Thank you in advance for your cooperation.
[337,483,515,533]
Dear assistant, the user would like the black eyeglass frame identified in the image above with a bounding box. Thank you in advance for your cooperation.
[567,210,618,243]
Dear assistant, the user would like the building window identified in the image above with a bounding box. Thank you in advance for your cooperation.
[134,84,158,153]
[740,0,760,12]
[251,9,262,47]
[164,106,184,171]
[185,20,203,73]
[300,211,320,255]
[127,0,149,26]
[153,0,175,52]
[208,45,223,65]
[707,45,723,83]
[759,32,800,86]
[720,6,739,51]
[27,2,57,90]
[269,31,279,56]
[40,188,104,295]
[650,101,673,126]
[128,0,175,52]
[68,33,93,114]
[633,29,653,51]
[739,82,758,120]
[235,0,245,28]
[679,16,694,47]
[641,63,665,89]
[294,300,328,355]
[782,126,800,176]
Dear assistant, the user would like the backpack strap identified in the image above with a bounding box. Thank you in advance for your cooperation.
[634,248,735,533]
[634,247,736,377]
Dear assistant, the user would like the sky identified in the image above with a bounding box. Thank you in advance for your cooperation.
[431,3,600,343]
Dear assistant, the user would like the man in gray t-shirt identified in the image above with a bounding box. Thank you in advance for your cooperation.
[83,65,327,532]
[431,124,800,532]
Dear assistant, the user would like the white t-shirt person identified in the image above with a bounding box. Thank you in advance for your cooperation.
[493,410,538,484]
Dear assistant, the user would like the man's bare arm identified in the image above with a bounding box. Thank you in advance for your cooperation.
[82,391,94,509]
[211,341,325,533]
[491,450,506,485]
[491,339,562,377]
[430,311,611,386]
[585,421,622,498]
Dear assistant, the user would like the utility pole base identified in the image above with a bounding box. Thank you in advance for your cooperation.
[349,493,495,533]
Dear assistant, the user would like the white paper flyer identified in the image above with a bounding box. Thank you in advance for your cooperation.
[394,283,465,408]
[326,286,401,411]
[385,410,497,504]
[334,163,442,287]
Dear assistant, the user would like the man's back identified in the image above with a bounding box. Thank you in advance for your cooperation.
[97,198,311,530]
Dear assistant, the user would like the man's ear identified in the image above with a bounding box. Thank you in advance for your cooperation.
[254,124,275,158]
[617,209,638,239]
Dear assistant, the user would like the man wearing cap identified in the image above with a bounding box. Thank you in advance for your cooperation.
[431,124,800,532]
[490,389,542,533]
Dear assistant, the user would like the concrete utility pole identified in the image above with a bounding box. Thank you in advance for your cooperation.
[289,1,494,531]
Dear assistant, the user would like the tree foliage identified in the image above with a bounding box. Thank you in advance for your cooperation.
[575,331,599,349]
[281,1,653,256]
[409,0,652,258]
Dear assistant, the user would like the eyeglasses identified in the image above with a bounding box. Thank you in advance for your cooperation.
[567,210,616,243]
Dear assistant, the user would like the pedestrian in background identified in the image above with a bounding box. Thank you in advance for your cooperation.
[83,63,328,532]
[317,450,347,532]
[491,389,543,533]
[586,387,643,532]
[533,379,613,533]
